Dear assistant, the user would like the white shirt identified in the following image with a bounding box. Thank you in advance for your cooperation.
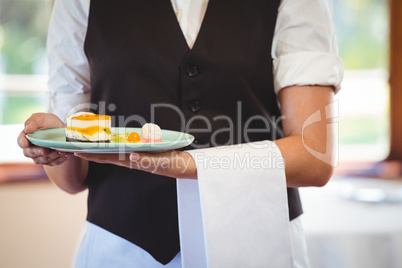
[46,0,343,121]
[47,0,342,267]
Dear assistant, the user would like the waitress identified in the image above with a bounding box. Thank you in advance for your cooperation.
[18,0,343,267]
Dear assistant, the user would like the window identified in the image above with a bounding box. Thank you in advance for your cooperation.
[0,0,51,168]
[328,0,390,162]
[0,0,51,124]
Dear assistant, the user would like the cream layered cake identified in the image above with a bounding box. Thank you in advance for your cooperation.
[141,123,163,143]
[66,112,111,142]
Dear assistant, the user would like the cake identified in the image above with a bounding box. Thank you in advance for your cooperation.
[140,123,163,143]
[66,112,111,142]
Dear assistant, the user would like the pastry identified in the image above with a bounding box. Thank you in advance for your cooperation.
[66,112,111,142]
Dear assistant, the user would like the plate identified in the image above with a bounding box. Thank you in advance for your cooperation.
[26,127,194,153]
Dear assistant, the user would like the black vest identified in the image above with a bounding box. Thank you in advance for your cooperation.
[84,0,302,264]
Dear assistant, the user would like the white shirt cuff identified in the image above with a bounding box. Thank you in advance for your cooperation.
[273,51,344,95]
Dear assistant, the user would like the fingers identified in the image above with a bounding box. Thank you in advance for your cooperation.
[23,147,71,166]
[17,130,31,148]
[23,113,65,134]
[45,154,71,166]
[129,152,169,173]
[18,113,68,165]
[19,131,69,166]
[129,152,177,167]
[74,151,197,179]
[19,112,65,149]
[24,113,45,134]
[129,151,172,163]
[128,151,197,179]
[32,153,71,166]
[23,146,52,158]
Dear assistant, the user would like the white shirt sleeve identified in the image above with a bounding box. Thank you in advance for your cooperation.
[272,0,344,94]
[46,0,91,122]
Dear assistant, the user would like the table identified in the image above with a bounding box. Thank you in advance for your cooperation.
[300,176,402,268]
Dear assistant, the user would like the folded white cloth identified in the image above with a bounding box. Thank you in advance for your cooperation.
[177,141,294,268]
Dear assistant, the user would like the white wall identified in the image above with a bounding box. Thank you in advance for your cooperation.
[0,180,87,268]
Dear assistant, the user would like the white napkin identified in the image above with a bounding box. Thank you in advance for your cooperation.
[177,141,294,268]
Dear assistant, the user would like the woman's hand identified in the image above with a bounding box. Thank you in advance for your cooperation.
[17,113,88,194]
[17,113,72,166]
[75,150,197,179]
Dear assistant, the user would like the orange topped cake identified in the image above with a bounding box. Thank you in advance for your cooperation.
[66,112,111,142]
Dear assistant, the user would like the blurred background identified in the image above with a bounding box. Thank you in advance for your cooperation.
[0,0,391,160]
[0,0,401,267]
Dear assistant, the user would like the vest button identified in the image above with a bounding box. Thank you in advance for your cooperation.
[186,66,199,77]
[189,101,201,112]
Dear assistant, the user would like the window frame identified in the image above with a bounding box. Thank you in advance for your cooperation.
[388,0,402,161]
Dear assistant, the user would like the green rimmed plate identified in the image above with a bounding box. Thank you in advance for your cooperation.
[26,127,194,153]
